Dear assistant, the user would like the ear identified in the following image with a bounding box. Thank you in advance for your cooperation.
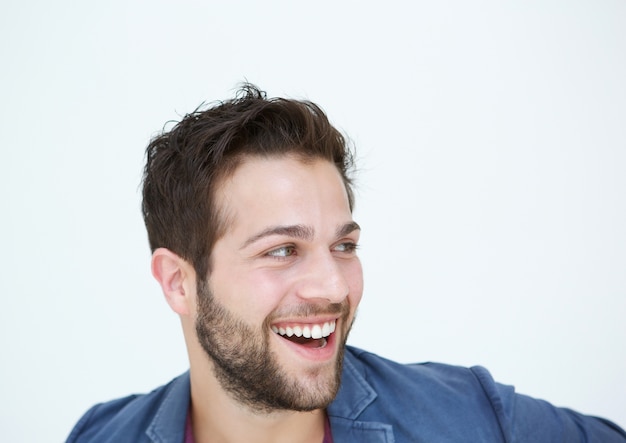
[151,248,195,316]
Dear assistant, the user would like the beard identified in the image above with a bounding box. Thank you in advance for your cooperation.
[194,278,354,413]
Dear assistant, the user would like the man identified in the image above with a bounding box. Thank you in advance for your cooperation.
[67,85,626,442]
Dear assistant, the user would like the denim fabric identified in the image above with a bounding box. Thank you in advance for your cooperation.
[67,346,626,442]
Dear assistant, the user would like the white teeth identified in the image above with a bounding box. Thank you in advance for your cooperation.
[273,320,337,340]
[302,326,312,338]
[322,322,330,337]
[311,325,322,339]
[293,325,302,337]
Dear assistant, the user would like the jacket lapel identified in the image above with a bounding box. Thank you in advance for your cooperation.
[328,352,395,442]
[145,351,396,443]
[146,372,191,443]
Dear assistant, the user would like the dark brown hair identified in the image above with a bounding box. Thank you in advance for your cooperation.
[141,84,355,279]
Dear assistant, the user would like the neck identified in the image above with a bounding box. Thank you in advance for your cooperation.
[189,366,326,443]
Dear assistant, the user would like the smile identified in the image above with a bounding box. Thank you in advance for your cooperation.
[271,320,336,339]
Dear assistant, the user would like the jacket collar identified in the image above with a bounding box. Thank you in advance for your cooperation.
[146,372,191,443]
[146,347,394,442]
[328,348,377,418]
[327,347,395,442]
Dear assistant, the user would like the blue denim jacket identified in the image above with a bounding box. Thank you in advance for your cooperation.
[67,346,626,442]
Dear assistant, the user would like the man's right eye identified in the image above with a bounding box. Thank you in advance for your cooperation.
[266,246,296,258]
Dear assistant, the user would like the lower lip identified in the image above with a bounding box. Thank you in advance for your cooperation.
[272,326,339,362]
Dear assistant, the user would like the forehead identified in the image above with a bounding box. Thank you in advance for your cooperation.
[214,155,352,237]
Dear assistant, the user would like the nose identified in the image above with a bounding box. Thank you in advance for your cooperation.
[295,250,350,304]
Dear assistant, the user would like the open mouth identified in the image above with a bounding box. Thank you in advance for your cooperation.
[271,321,336,349]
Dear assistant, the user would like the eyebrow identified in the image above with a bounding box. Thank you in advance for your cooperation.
[337,221,361,238]
[240,221,360,249]
[241,225,314,249]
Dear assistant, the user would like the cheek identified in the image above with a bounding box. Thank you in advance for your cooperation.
[345,260,364,307]
[237,270,292,317]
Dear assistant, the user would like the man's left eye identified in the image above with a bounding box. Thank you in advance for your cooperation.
[334,242,358,253]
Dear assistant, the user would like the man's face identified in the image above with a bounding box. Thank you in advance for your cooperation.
[194,155,363,412]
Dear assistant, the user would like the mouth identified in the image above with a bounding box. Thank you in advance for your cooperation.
[271,320,336,350]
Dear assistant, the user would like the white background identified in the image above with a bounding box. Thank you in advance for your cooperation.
[2,1,625,441]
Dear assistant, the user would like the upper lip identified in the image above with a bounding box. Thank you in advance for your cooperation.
[271,315,339,326]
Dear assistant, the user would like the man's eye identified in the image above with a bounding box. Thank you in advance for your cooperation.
[266,246,296,258]
[334,242,359,253]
